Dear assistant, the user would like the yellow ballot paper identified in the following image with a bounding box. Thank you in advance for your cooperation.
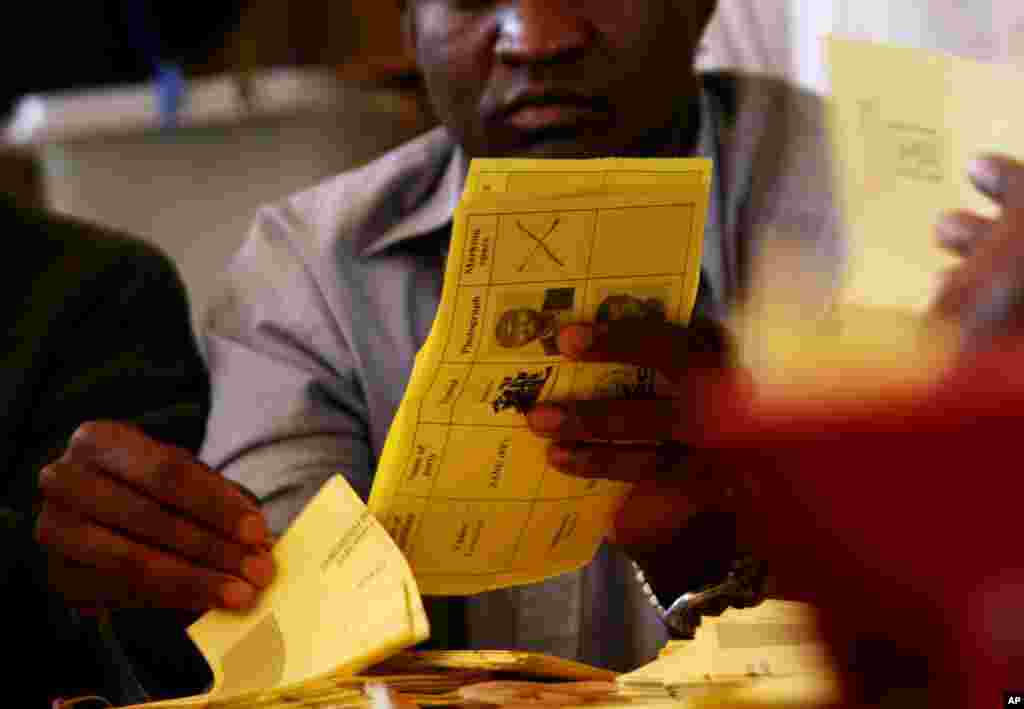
[464,156,713,196]
[368,158,712,595]
[740,37,1024,392]
[123,476,430,709]
[826,35,1024,314]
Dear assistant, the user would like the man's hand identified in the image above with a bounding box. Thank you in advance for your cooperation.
[933,154,1024,343]
[525,318,748,590]
[525,317,739,497]
[36,421,275,612]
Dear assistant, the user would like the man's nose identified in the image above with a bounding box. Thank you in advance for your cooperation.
[494,0,593,65]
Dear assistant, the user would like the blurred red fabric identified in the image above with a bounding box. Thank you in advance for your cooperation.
[690,342,1024,706]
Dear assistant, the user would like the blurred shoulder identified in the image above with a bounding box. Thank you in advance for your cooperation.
[700,70,826,142]
[700,72,843,292]
[252,126,456,258]
[1,197,182,294]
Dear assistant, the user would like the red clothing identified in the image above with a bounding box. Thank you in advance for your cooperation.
[693,343,1024,706]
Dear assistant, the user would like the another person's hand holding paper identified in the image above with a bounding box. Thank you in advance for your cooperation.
[37,421,275,613]
[934,154,1024,343]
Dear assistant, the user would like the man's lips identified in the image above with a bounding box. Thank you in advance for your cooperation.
[496,93,612,133]
[505,103,608,131]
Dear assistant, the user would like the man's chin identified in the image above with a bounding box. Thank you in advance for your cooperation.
[490,126,632,160]
[515,139,618,159]
[492,126,679,160]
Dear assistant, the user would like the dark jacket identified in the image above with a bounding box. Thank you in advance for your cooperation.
[1,197,211,706]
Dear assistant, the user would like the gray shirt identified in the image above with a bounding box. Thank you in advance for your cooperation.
[200,73,841,672]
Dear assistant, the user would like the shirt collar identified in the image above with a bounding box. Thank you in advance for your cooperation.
[359,89,717,259]
[358,128,468,258]
[695,79,728,308]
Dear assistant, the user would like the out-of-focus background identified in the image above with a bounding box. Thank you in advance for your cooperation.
[698,0,1024,93]
[1,0,430,336]
[2,0,1022,334]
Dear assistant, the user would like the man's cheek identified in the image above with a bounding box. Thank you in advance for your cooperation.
[423,51,485,120]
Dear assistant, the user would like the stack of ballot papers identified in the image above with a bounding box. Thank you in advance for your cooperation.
[124,488,844,709]
[119,478,617,709]
[615,602,841,708]
[118,474,838,708]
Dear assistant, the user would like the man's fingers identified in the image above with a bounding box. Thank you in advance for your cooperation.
[528,398,689,443]
[63,421,269,547]
[929,153,1024,335]
[39,458,274,588]
[929,217,1024,338]
[935,210,996,256]
[968,154,1024,204]
[35,500,260,611]
[555,317,731,381]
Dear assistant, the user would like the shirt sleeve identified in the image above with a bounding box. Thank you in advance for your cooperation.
[200,203,374,534]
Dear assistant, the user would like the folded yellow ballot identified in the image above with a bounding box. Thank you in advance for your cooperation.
[120,476,430,709]
[367,157,712,595]
[117,478,615,709]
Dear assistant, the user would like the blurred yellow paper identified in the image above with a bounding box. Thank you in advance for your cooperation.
[826,36,1024,314]
[737,37,1024,394]
[735,236,956,399]
[618,602,841,709]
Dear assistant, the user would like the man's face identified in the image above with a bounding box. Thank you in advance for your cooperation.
[405,0,716,160]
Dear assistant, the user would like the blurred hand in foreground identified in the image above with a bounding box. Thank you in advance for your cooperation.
[934,154,1024,344]
[532,317,1023,707]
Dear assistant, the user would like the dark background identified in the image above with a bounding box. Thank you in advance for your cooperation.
[0,0,415,119]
